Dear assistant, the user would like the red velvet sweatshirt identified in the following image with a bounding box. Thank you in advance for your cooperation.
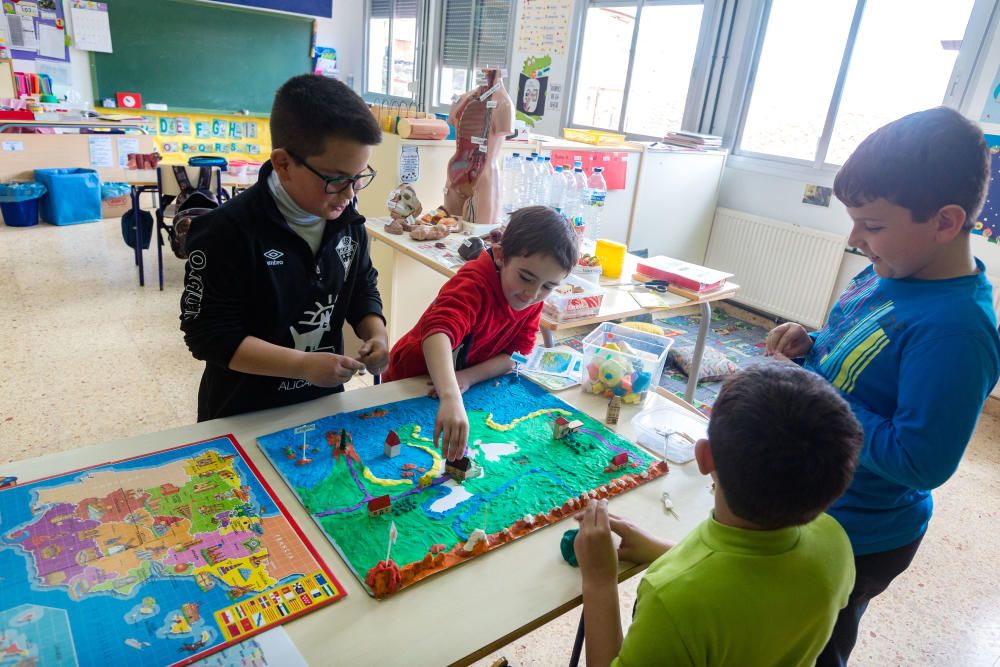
[383,249,541,381]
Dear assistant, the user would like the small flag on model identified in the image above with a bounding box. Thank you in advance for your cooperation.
[386,520,398,562]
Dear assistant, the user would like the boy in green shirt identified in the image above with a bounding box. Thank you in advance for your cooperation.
[575,364,863,666]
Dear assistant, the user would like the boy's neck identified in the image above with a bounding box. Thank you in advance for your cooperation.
[713,489,767,531]
[912,238,977,280]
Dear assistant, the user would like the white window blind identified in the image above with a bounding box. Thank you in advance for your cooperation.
[437,0,513,108]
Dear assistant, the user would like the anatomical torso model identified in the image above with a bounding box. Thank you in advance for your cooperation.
[443,69,514,226]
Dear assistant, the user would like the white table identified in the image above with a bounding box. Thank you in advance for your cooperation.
[2,379,712,665]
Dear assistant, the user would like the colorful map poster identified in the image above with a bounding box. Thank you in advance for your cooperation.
[972,135,1000,244]
[258,380,667,599]
[0,436,344,666]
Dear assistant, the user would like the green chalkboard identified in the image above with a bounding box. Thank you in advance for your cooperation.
[92,0,313,114]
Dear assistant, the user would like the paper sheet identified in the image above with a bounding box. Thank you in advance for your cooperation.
[37,22,63,59]
[70,1,112,53]
[625,287,689,309]
[190,627,307,667]
[116,137,139,168]
[88,136,114,168]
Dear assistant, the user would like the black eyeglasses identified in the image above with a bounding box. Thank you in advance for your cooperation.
[286,150,376,194]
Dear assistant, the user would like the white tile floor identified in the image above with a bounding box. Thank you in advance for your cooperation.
[2,217,998,666]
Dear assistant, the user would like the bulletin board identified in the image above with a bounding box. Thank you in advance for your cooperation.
[95,107,272,162]
[91,0,312,113]
[2,0,70,63]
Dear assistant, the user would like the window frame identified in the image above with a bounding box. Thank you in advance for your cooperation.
[362,0,430,106]
[564,0,719,141]
[428,0,518,117]
[728,0,998,172]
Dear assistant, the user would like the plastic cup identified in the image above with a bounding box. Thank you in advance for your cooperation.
[595,239,627,279]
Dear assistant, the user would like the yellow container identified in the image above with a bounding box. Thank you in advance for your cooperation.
[562,128,627,146]
[595,239,627,279]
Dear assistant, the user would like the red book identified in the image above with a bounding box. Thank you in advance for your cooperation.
[636,256,732,293]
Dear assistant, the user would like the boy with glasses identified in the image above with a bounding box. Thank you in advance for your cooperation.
[180,74,389,421]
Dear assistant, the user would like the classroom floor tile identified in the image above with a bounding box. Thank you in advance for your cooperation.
[1,217,998,666]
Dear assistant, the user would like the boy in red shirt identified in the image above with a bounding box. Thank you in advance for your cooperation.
[383,206,579,460]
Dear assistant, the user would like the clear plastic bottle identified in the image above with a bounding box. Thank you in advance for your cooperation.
[571,167,588,234]
[502,152,521,215]
[560,165,577,220]
[548,165,567,211]
[522,156,536,206]
[585,167,607,240]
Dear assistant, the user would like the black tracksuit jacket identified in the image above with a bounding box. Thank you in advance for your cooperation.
[180,160,384,421]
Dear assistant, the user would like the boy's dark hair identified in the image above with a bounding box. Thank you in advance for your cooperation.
[271,75,382,157]
[707,363,862,530]
[833,106,989,229]
[500,206,580,272]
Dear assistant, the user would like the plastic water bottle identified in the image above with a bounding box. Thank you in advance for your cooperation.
[502,152,521,214]
[522,156,537,206]
[571,167,588,233]
[586,167,607,241]
[548,166,567,211]
[537,156,553,204]
[560,166,577,219]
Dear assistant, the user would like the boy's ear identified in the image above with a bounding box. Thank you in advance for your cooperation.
[694,438,715,476]
[492,243,505,266]
[935,204,968,241]
[271,149,293,179]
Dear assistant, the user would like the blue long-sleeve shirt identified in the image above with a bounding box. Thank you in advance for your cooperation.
[805,258,1000,555]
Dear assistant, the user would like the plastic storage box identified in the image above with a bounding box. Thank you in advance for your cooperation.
[581,322,673,404]
[34,168,102,225]
[542,273,605,322]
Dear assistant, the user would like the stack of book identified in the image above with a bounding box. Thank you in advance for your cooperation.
[662,131,723,150]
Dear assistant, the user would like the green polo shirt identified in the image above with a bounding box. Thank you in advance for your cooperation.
[613,513,854,666]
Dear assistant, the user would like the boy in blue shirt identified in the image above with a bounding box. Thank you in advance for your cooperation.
[767,106,1000,665]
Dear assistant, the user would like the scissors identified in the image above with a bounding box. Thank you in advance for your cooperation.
[630,280,669,293]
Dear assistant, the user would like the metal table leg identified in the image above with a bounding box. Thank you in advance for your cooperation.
[685,302,712,403]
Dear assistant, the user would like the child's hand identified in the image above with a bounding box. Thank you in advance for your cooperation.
[357,337,389,375]
[608,513,673,564]
[765,322,813,358]
[434,396,469,461]
[426,369,471,398]
[299,353,365,387]
[574,500,619,586]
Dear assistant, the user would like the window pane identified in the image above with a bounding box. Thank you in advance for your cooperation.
[367,17,390,94]
[740,0,856,161]
[439,67,469,106]
[624,4,703,137]
[826,0,976,165]
[571,6,636,131]
[389,2,418,99]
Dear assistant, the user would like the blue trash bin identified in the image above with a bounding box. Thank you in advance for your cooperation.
[35,168,102,225]
[0,182,47,227]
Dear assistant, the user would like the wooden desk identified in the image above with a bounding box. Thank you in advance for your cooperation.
[0,121,157,182]
[365,219,740,402]
[2,378,713,666]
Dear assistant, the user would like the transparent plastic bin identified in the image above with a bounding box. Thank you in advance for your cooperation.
[581,322,673,404]
[632,405,707,463]
[542,273,605,322]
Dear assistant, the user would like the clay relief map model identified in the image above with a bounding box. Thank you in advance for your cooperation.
[257,380,667,599]
[0,436,344,666]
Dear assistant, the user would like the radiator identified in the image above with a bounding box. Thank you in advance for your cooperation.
[704,208,847,328]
